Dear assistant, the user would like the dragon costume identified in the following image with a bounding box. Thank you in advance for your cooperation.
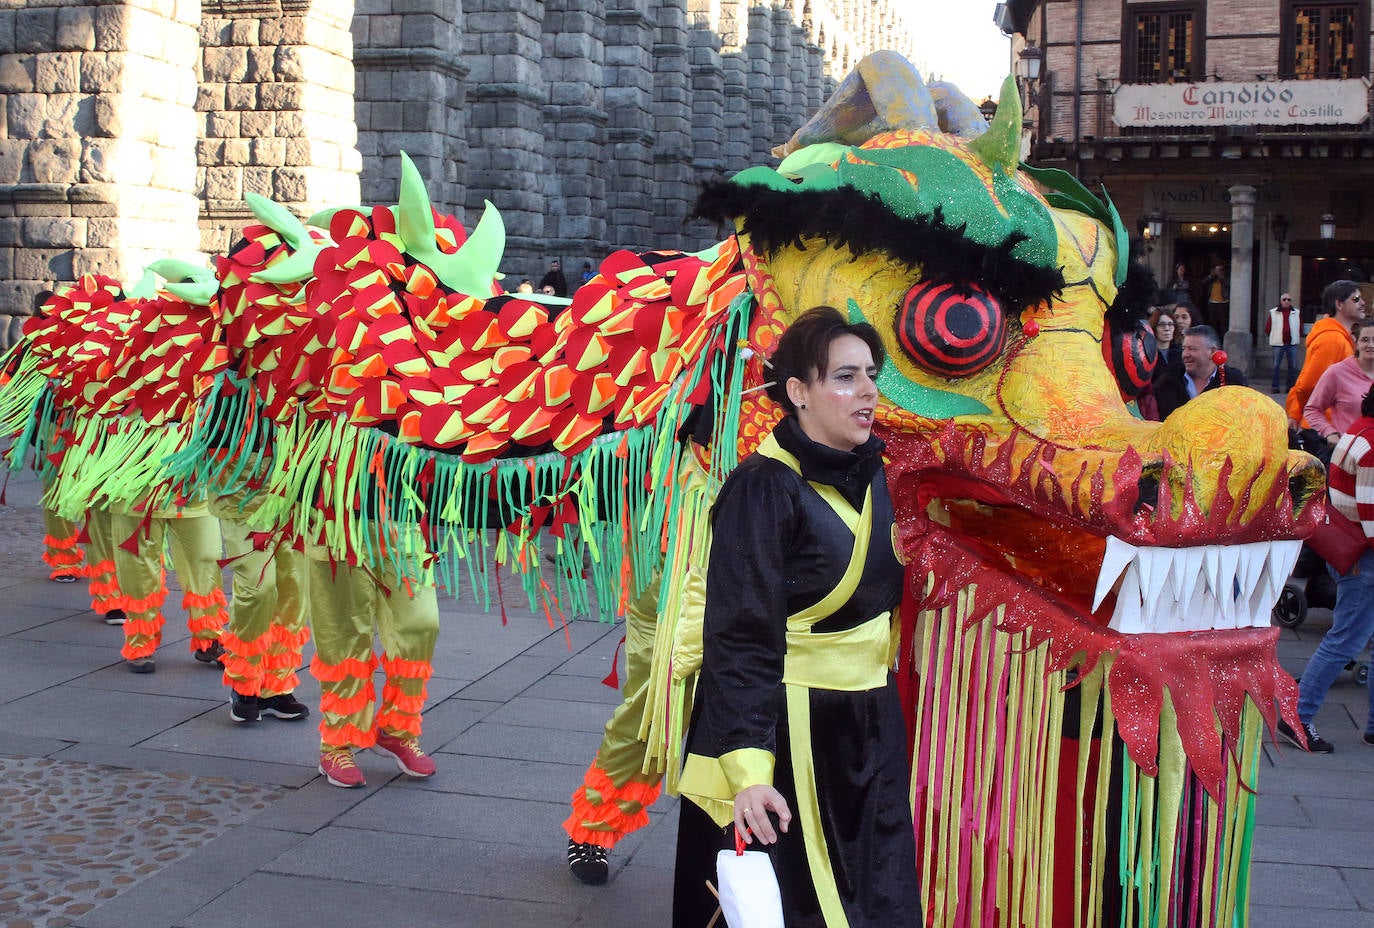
[0,51,1320,928]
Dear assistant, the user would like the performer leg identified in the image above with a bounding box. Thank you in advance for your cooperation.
[308,556,378,788]
[84,507,126,624]
[216,507,277,720]
[42,507,84,581]
[373,568,440,778]
[111,511,169,671]
[258,546,310,719]
[164,511,227,661]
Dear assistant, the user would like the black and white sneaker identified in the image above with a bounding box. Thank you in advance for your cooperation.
[567,838,609,885]
[229,692,259,723]
[194,640,226,667]
[1277,718,1334,753]
[259,692,309,720]
[102,609,126,626]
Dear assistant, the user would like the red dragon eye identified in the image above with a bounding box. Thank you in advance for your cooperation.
[896,280,1006,377]
[1102,318,1158,397]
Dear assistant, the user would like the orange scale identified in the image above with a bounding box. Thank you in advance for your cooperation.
[571,290,618,327]
[536,363,576,407]
[405,264,439,299]
[497,299,548,339]
[631,381,672,422]
[497,359,540,403]
[570,372,619,417]
[399,408,424,442]
[460,429,511,462]
[418,405,472,447]
[491,344,533,374]
[624,278,671,302]
[552,411,603,455]
[510,404,556,443]
[567,329,611,372]
[329,210,372,242]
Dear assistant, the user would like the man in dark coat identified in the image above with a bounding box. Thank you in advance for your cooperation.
[539,259,568,297]
[1154,324,1249,419]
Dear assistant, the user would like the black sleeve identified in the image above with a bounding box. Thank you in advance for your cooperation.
[689,461,796,758]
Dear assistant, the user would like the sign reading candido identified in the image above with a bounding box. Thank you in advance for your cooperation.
[1113,78,1370,128]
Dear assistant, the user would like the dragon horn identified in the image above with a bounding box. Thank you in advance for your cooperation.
[123,268,158,300]
[245,192,309,250]
[968,76,1022,173]
[392,151,506,296]
[396,151,439,257]
[147,258,218,306]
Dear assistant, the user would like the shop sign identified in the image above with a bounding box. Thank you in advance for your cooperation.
[1114,79,1370,127]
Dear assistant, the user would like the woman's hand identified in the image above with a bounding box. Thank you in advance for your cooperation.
[734,784,792,845]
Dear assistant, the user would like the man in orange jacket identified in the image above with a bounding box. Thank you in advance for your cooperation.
[1288,279,1365,431]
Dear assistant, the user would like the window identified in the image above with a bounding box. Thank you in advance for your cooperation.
[1125,4,1203,84]
[1284,3,1365,78]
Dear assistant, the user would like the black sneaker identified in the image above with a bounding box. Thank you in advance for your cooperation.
[229,692,260,723]
[567,838,609,885]
[1277,718,1335,753]
[194,640,226,667]
[259,693,309,721]
[126,657,155,674]
[102,609,126,626]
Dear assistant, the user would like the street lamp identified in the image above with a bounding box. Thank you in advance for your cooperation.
[979,97,998,122]
[1017,45,1044,83]
[1271,213,1290,245]
[1143,211,1165,242]
[1320,213,1337,240]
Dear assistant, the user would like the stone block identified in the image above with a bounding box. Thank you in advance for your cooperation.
[250,137,287,167]
[275,45,306,82]
[27,140,81,185]
[367,16,402,48]
[15,8,57,53]
[78,138,115,184]
[402,101,434,132]
[244,46,276,83]
[239,110,275,138]
[276,112,304,137]
[7,93,43,140]
[223,138,251,166]
[242,166,273,197]
[272,168,307,202]
[195,82,224,112]
[204,166,242,200]
[0,54,35,94]
[225,82,257,110]
[284,138,311,165]
[259,83,303,111]
[41,94,88,139]
[202,46,249,83]
[259,17,307,47]
[79,50,121,93]
[490,55,542,86]
[373,101,403,129]
[196,138,225,164]
[22,217,84,249]
[55,6,96,51]
[92,6,125,52]
[0,140,22,184]
[229,18,259,46]
[0,11,13,56]
[204,111,239,138]
[15,247,74,281]
[91,94,122,137]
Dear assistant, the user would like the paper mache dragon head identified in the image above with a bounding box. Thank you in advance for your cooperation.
[2,50,1318,928]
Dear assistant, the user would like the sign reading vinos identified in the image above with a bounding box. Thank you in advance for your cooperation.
[1113,78,1370,128]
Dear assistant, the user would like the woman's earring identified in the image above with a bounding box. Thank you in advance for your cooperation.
[799,403,807,409]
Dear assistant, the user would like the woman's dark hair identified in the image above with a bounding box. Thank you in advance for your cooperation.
[1324,279,1362,311]
[765,305,885,414]
[1363,383,1374,418]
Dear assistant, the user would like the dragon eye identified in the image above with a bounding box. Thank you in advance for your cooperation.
[895,280,1006,378]
[1103,318,1158,397]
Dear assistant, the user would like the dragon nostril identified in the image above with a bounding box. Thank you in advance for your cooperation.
[1289,474,1315,516]
[1136,473,1160,515]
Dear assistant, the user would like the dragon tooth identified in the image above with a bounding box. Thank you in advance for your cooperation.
[1177,547,1205,614]
[1202,545,1223,599]
[1109,562,1145,634]
[1268,540,1303,600]
[1215,546,1241,627]
[1184,569,1217,631]
[1235,541,1265,605]
[1139,547,1173,621]
[1094,535,1137,614]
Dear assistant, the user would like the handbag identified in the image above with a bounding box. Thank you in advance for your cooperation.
[1306,506,1369,576]
[712,826,784,928]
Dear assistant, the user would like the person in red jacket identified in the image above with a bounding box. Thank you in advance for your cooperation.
[1287,280,1364,431]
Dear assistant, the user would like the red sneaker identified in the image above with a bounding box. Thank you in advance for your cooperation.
[373,730,436,777]
[318,747,366,788]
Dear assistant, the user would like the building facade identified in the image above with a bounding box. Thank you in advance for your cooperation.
[1005,0,1374,368]
[0,0,918,345]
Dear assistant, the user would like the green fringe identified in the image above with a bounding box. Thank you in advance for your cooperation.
[44,414,195,520]
[0,350,48,472]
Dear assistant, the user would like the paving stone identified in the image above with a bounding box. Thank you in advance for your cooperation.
[0,756,281,928]
[523,671,627,705]
[177,872,571,928]
[1253,824,1374,869]
[1340,867,1374,911]
[0,675,221,746]
[1248,862,1356,909]
[484,694,622,733]
[1250,905,1374,928]
[402,751,586,803]
[445,718,603,764]
[55,742,316,789]
[457,652,576,702]
[339,788,568,847]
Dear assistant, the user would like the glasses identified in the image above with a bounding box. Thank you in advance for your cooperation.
[1281,298,1292,302]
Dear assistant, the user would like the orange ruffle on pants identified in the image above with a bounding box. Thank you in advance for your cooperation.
[563,761,663,849]
[307,556,438,750]
[42,507,84,578]
[112,507,225,661]
[84,508,124,614]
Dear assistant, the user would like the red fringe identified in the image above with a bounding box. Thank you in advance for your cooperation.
[319,687,375,716]
[379,684,426,714]
[273,625,311,650]
[310,653,376,681]
[374,707,422,736]
[182,588,228,610]
[319,720,377,748]
[219,628,272,658]
[562,762,662,848]
[379,654,434,680]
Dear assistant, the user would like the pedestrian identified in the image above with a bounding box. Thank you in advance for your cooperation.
[1172,300,1194,334]
[539,259,569,298]
[580,261,595,285]
[1166,263,1191,304]
[1304,320,1374,453]
[1152,324,1249,419]
[1203,264,1229,332]
[1287,279,1363,433]
[1279,383,1374,754]
[1266,292,1302,394]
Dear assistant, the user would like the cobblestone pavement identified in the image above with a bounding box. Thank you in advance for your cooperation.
[0,756,282,928]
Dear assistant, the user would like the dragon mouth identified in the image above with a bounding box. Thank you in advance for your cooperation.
[1092,536,1303,634]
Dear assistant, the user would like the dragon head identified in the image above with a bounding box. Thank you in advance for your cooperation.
[699,52,1322,795]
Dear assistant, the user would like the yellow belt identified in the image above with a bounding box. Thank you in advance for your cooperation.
[783,610,894,691]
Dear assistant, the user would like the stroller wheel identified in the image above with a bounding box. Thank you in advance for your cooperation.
[1272,586,1307,629]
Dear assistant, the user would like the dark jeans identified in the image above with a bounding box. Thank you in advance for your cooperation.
[1271,344,1297,393]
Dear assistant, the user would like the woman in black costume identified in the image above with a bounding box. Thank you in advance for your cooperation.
[673,306,922,928]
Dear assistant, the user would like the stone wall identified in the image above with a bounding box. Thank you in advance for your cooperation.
[0,0,920,343]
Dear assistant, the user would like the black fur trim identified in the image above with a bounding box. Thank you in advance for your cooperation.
[1105,240,1160,333]
[694,180,1065,315]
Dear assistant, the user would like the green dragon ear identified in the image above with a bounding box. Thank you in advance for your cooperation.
[969,76,1022,174]
[245,192,308,250]
[394,151,506,297]
[123,268,158,300]
[147,259,218,306]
